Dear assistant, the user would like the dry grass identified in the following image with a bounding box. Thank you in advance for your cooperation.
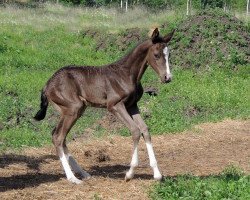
[1,3,248,33]
[0,119,249,199]
[0,3,179,32]
[235,11,250,23]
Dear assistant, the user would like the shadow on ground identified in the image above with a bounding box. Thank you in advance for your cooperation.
[0,154,62,192]
[0,173,64,192]
[89,164,154,180]
[0,154,58,170]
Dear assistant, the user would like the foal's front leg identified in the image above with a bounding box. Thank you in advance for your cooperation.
[128,106,162,181]
[109,102,141,181]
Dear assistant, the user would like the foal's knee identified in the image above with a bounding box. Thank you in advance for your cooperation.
[143,133,151,143]
[140,125,151,142]
[140,124,149,135]
[131,126,141,142]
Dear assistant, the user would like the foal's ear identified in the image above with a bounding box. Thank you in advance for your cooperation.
[151,28,160,42]
[163,29,175,44]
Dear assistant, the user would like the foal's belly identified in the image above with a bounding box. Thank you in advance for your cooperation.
[79,89,107,108]
[80,97,107,108]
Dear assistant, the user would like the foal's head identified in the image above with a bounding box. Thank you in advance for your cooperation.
[147,28,175,83]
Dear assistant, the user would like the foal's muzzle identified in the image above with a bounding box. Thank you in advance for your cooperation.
[165,76,172,83]
[162,74,172,83]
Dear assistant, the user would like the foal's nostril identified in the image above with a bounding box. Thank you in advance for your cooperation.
[165,75,172,83]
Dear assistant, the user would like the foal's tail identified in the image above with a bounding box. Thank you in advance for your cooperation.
[34,89,48,121]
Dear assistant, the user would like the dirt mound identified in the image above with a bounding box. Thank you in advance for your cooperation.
[82,10,249,69]
[82,28,146,52]
[0,119,249,199]
[170,9,250,69]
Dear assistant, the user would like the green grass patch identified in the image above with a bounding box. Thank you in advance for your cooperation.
[140,66,250,134]
[150,166,250,200]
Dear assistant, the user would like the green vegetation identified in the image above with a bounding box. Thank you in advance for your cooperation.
[31,0,248,12]
[141,66,249,134]
[0,4,182,151]
[0,3,249,200]
[171,9,250,69]
[0,4,249,152]
[150,166,250,200]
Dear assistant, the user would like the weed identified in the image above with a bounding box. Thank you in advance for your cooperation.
[93,193,102,200]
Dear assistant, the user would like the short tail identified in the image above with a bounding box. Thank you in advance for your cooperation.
[34,89,48,121]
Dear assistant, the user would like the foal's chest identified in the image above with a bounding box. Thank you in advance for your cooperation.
[124,83,143,107]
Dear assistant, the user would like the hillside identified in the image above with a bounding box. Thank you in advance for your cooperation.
[170,9,250,69]
[0,5,249,151]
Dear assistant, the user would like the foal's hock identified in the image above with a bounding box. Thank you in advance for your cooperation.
[34,28,175,184]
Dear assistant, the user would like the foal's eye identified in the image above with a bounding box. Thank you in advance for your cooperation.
[154,53,160,59]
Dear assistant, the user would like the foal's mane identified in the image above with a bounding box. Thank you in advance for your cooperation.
[109,31,169,69]
[104,38,152,70]
[51,37,154,80]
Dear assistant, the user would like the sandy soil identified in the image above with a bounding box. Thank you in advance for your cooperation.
[0,119,249,200]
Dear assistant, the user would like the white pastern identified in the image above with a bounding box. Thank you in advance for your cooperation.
[163,46,172,79]
[131,146,139,167]
[59,149,82,184]
[126,146,139,180]
[146,142,162,180]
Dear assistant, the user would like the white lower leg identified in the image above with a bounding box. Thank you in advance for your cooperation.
[126,145,139,181]
[59,149,82,184]
[145,142,162,180]
[66,154,91,179]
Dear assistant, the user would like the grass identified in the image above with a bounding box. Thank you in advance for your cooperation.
[0,3,183,151]
[0,3,249,200]
[151,174,250,199]
[170,9,250,69]
[0,4,249,152]
[0,3,181,32]
[150,166,250,200]
[140,66,250,134]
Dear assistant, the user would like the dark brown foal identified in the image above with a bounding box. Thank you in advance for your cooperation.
[34,28,175,184]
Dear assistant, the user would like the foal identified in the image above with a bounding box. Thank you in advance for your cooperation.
[34,28,175,184]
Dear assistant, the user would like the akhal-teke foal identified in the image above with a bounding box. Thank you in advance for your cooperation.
[34,28,175,184]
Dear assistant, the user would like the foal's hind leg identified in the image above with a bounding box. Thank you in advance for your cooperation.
[63,142,91,179]
[52,101,86,184]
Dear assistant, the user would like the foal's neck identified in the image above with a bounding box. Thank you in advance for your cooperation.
[126,40,152,83]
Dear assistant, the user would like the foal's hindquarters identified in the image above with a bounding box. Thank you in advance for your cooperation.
[47,77,92,184]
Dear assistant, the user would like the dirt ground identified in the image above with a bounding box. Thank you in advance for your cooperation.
[0,119,249,200]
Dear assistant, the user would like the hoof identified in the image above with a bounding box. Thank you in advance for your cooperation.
[154,174,163,181]
[81,172,91,180]
[125,172,134,182]
[83,174,91,180]
[69,177,82,184]
[125,176,131,182]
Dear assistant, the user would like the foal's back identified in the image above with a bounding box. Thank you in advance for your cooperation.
[45,65,130,108]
